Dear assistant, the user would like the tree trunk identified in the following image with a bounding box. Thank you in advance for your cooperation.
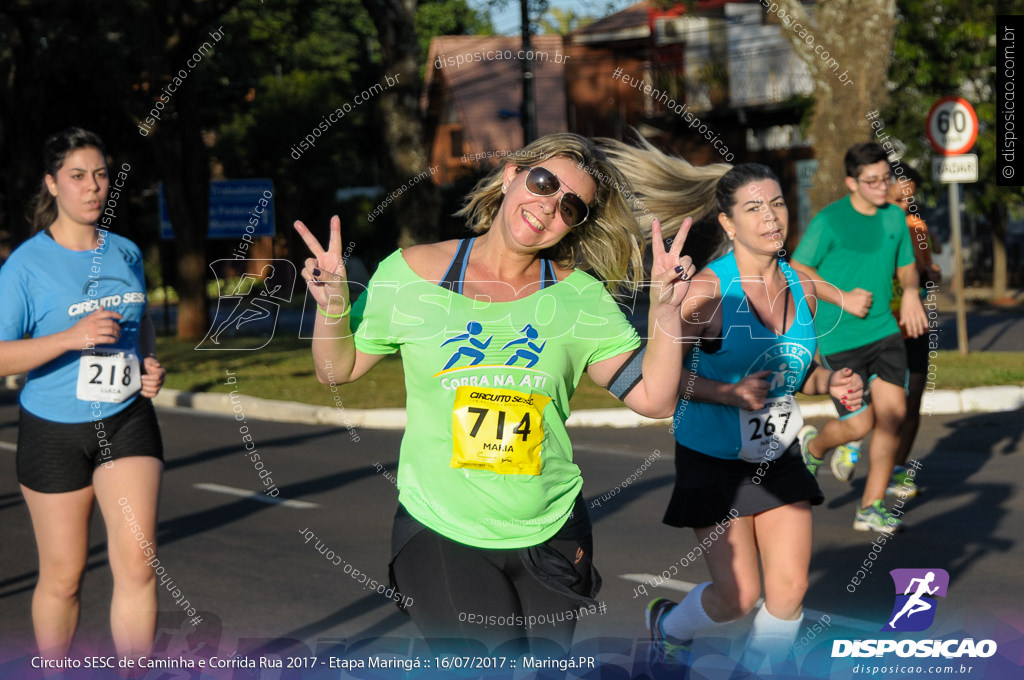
[361,0,440,247]
[156,22,212,340]
[774,1,897,212]
[991,203,1008,299]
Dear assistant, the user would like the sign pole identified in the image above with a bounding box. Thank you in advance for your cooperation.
[926,96,978,356]
[948,182,968,354]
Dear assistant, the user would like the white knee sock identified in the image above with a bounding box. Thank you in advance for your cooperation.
[660,582,719,642]
[742,605,802,671]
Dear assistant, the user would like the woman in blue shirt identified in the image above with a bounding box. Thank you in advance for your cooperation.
[0,128,165,660]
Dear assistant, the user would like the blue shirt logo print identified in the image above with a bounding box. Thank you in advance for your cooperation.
[502,324,546,368]
[440,321,493,370]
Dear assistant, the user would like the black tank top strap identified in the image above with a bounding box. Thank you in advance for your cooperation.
[439,238,474,294]
[540,258,557,289]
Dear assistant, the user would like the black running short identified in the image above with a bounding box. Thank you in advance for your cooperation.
[821,333,908,419]
[904,333,930,374]
[17,396,164,493]
[663,441,823,529]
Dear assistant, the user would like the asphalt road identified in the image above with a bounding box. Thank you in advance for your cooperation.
[1,396,1022,677]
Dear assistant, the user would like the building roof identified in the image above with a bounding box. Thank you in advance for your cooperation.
[424,35,568,157]
[570,0,743,44]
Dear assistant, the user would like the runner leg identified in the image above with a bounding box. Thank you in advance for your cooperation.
[861,379,906,509]
[809,408,873,458]
[740,502,811,671]
[391,529,526,655]
[896,371,927,466]
[660,516,761,641]
[21,484,94,657]
[94,456,163,658]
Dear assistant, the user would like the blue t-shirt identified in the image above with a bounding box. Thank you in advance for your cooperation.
[0,230,148,423]
[674,253,817,459]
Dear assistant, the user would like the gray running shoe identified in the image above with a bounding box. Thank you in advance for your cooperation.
[853,500,904,533]
[830,440,861,483]
[646,598,691,667]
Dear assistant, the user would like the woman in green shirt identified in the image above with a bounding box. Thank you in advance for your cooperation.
[294,133,719,655]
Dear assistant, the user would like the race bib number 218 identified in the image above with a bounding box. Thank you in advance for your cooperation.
[76,351,141,403]
[451,386,551,475]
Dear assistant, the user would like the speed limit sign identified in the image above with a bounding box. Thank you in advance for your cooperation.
[926,97,978,155]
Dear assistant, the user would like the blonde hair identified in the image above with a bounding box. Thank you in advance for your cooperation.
[455,133,644,294]
[596,134,731,243]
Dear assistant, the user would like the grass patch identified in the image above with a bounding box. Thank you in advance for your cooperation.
[155,336,1023,410]
[921,350,1024,389]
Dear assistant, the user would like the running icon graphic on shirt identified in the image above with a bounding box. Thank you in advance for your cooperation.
[882,568,949,632]
[441,322,493,369]
[196,259,296,351]
[439,321,548,370]
[746,342,813,399]
[502,324,546,367]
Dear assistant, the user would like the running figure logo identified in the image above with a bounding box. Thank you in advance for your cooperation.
[441,322,493,370]
[502,324,546,367]
[882,568,949,632]
[196,259,296,351]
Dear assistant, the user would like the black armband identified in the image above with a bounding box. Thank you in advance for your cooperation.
[607,344,647,401]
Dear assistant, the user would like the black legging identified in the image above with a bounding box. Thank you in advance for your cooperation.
[391,522,595,657]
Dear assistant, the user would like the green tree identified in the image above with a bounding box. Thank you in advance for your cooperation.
[0,0,491,339]
[537,7,593,35]
[884,0,1020,297]
[417,0,493,60]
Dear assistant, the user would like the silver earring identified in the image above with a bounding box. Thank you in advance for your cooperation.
[728,233,735,241]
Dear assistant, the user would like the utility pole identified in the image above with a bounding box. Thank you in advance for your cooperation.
[520,0,537,144]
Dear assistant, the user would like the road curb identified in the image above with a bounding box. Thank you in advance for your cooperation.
[147,385,1024,429]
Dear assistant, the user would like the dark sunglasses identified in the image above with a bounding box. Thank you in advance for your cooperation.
[517,166,590,227]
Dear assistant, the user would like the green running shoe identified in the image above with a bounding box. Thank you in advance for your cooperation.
[799,425,824,476]
[853,500,904,533]
[830,439,861,483]
[887,466,919,497]
[646,598,691,667]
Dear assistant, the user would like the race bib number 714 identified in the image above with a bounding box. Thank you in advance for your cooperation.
[451,386,551,475]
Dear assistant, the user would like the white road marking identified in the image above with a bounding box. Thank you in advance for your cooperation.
[193,483,319,509]
[619,573,876,631]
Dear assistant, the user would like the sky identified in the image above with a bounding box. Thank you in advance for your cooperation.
[479,0,635,36]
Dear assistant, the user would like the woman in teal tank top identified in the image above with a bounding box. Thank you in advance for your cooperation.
[630,163,866,674]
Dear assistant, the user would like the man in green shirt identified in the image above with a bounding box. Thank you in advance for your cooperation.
[792,142,928,533]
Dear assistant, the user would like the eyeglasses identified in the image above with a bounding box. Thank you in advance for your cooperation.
[517,166,590,227]
[856,175,893,189]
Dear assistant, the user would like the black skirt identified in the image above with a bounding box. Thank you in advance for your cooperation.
[663,440,823,529]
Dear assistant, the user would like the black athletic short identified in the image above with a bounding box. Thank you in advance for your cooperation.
[904,333,930,374]
[17,396,164,493]
[821,333,909,419]
[663,441,823,529]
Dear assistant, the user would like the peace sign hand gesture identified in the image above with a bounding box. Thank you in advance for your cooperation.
[649,216,696,313]
[294,215,349,311]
